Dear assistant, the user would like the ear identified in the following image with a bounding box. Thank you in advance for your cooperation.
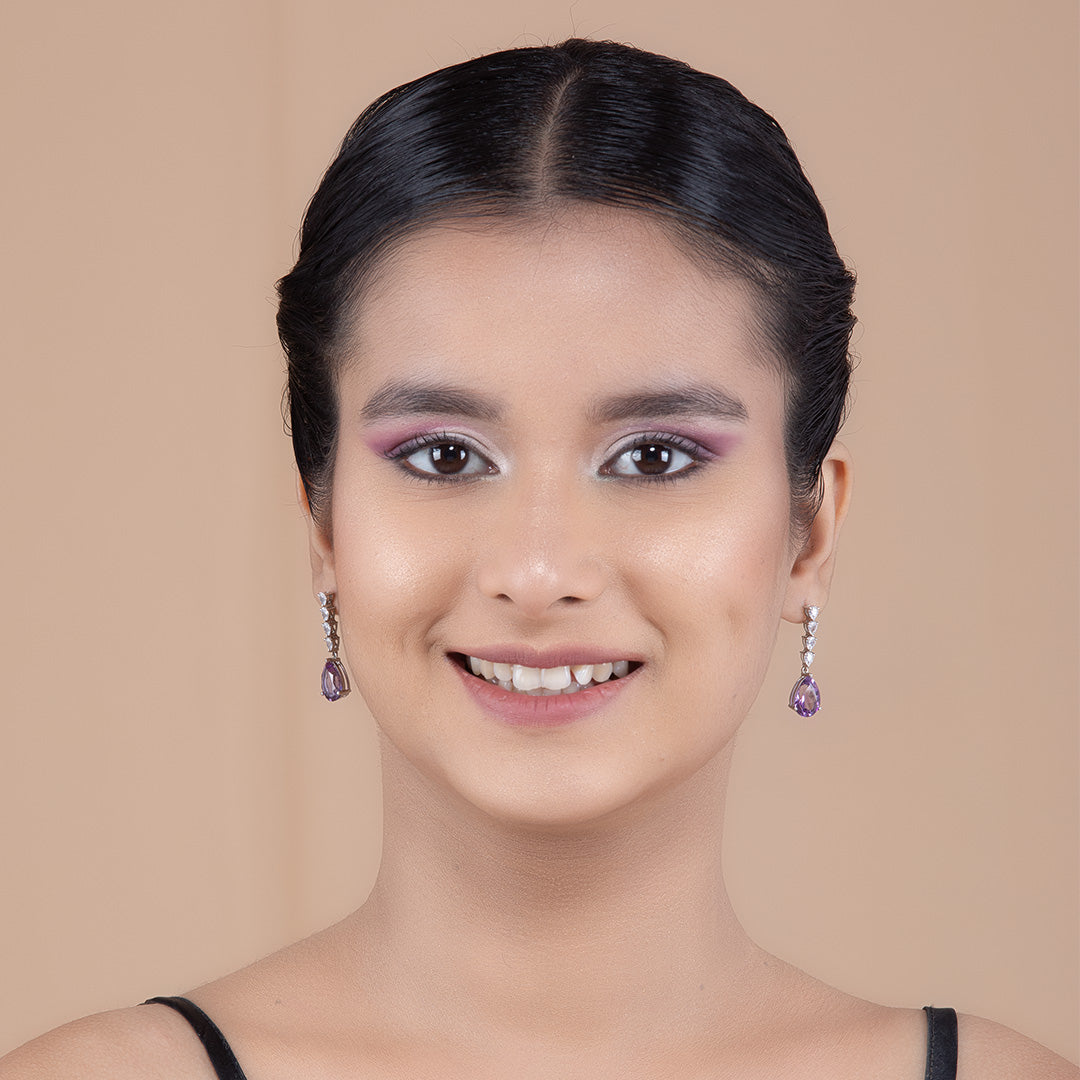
[782,441,853,623]
[297,473,336,596]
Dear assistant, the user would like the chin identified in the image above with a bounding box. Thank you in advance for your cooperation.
[370,676,742,834]
[436,742,730,836]
[468,787,645,834]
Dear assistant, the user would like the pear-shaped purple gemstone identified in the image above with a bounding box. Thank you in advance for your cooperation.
[788,673,820,717]
[321,658,350,702]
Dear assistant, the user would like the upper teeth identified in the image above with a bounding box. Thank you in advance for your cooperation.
[466,656,631,694]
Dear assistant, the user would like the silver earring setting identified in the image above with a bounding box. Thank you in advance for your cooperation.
[788,604,821,717]
[317,591,350,702]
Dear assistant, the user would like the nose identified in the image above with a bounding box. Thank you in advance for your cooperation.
[475,481,608,620]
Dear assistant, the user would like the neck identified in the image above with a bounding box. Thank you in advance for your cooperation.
[346,736,761,1050]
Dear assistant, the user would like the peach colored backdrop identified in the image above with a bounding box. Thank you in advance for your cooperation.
[2,0,1076,1062]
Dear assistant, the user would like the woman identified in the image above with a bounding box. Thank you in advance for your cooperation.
[3,38,1074,1080]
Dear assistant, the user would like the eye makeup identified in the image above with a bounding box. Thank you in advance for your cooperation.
[612,427,744,482]
[386,430,497,481]
[621,425,743,461]
[362,419,744,483]
[362,420,497,463]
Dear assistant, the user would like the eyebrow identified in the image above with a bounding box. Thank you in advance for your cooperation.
[360,380,503,424]
[588,384,749,425]
[358,378,749,426]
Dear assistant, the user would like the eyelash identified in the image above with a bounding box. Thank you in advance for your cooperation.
[384,430,712,483]
[601,431,710,483]
[385,431,494,484]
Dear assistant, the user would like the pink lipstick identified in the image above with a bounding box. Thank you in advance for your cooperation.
[449,652,641,728]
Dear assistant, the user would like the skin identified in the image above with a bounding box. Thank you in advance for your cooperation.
[324,205,822,834]
[3,206,1075,1079]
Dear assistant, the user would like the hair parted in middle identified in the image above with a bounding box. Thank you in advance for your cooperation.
[278,38,855,535]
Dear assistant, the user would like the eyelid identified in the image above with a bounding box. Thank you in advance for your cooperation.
[384,429,499,480]
[379,428,718,482]
[605,430,715,456]
[600,430,715,475]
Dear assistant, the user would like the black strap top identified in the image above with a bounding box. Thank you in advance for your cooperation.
[144,997,246,1080]
[144,996,959,1080]
[923,1005,959,1080]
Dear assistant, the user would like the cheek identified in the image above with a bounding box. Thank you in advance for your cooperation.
[626,477,792,610]
[619,477,792,698]
[329,471,471,662]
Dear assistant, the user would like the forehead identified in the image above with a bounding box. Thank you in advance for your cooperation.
[341,205,780,408]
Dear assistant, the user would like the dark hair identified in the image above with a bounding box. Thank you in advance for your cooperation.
[278,38,854,534]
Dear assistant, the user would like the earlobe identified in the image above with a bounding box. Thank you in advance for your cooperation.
[782,441,853,623]
[297,473,336,594]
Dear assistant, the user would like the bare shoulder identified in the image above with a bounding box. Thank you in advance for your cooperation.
[959,1013,1079,1079]
[0,1003,217,1080]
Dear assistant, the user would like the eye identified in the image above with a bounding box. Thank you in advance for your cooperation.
[603,437,700,479]
[393,436,496,479]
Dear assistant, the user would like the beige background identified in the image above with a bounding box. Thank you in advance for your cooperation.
[2,0,1077,1062]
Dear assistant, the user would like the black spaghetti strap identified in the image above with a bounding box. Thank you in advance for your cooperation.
[923,1006,959,1080]
[145,994,957,1079]
[143,996,248,1080]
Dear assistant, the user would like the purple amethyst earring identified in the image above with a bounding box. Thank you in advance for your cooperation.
[317,591,350,702]
[788,604,821,717]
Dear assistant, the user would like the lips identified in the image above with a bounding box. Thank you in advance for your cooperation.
[449,650,643,726]
[456,653,635,695]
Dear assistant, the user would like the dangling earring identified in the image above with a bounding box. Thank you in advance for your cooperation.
[317,591,350,702]
[788,604,821,717]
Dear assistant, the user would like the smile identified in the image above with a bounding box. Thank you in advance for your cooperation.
[456,654,637,695]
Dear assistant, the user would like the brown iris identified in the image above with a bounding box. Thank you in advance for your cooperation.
[430,443,470,474]
[631,444,672,475]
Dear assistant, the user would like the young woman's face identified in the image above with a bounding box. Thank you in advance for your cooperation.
[313,206,818,828]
